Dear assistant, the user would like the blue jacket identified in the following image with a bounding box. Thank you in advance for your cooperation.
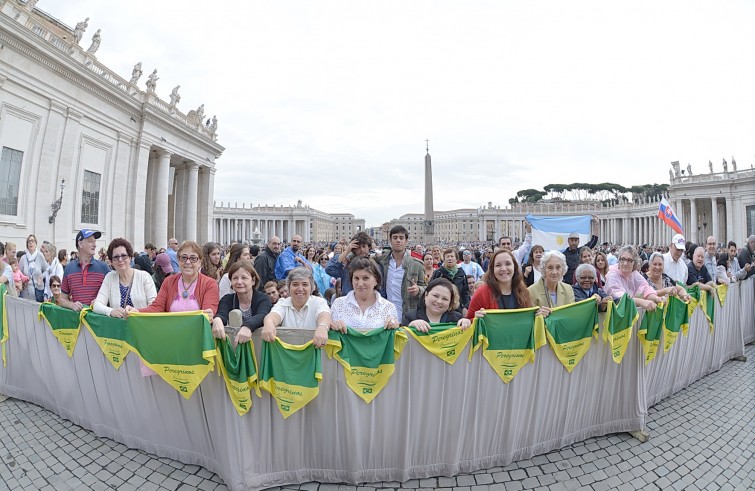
[274,247,306,280]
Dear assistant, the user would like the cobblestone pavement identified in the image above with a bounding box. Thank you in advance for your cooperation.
[1,345,753,491]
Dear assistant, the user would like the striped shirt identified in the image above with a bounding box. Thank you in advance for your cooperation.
[61,258,110,305]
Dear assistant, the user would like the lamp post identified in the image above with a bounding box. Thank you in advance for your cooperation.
[48,179,65,224]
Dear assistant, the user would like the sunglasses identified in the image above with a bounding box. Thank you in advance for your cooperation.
[51,284,61,288]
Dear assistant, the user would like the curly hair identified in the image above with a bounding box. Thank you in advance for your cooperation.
[106,238,134,260]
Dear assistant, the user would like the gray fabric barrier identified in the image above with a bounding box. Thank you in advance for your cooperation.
[643,279,750,408]
[0,280,749,490]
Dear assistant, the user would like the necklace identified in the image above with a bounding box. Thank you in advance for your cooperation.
[180,275,198,299]
[119,270,135,308]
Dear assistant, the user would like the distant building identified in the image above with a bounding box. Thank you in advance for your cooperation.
[213,200,365,244]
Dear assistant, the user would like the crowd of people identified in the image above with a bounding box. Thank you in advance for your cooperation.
[1,222,754,347]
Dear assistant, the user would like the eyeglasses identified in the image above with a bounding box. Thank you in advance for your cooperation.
[179,255,200,264]
[619,257,634,263]
[112,254,130,262]
[319,257,328,262]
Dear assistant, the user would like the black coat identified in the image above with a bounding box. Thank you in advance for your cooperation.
[215,290,272,331]
[254,247,279,290]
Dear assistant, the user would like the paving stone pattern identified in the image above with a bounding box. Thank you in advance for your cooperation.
[1,345,753,491]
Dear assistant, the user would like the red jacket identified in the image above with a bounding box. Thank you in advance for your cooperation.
[139,273,219,315]
[466,283,500,319]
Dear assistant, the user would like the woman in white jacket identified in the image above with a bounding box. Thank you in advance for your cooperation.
[41,243,64,301]
[93,238,156,317]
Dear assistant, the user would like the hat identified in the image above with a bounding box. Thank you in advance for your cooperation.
[154,253,173,274]
[75,229,101,247]
[671,234,686,250]
[568,232,580,239]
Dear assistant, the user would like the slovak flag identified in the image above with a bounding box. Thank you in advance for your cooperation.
[658,198,684,235]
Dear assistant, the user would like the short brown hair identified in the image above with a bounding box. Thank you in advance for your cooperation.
[348,257,383,290]
[226,260,260,287]
[178,241,203,260]
[106,238,134,260]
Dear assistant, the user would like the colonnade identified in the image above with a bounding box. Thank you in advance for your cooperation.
[143,148,215,248]
[213,218,310,245]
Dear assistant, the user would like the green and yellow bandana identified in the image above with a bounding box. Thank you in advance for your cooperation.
[215,337,259,416]
[602,294,638,364]
[638,301,665,365]
[126,311,215,399]
[259,338,322,418]
[472,307,546,383]
[403,322,474,365]
[544,298,599,372]
[663,295,689,353]
[38,302,83,357]
[326,327,407,403]
[80,309,132,369]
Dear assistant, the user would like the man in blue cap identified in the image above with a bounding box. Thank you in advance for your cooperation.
[58,229,110,311]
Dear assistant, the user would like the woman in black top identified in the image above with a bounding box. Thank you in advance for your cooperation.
[403,278,471,332]
[211,260,272,344]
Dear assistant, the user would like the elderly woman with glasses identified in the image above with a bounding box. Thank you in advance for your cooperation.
[134,240,219,317]
[93,238,157,318]
[571,263,610,312]
[605,245,663,311]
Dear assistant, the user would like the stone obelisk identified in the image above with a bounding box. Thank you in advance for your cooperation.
[424,140,435,242]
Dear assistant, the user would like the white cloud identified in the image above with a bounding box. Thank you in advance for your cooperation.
[50,0,755,226]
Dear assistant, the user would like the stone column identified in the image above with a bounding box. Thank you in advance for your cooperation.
[690,199,697,243]
[724,197,733,241]
[710,197,719,243]
[173,165,187,241]
[183,162,199,242]
[144,153,157,244]
[153,150,171,249]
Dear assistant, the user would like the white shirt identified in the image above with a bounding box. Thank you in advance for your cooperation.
[271,295,330,329]
[386,255,404,315]
[460,261,484,282]
[663,252,688,284]
[331,290,398,330]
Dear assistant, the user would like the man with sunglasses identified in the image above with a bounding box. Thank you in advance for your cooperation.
[58,229,110,311]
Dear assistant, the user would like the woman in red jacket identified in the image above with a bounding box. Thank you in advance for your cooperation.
[134,241,219,317]
[466,249,533,319]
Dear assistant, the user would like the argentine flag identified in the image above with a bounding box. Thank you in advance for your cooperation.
[525,215,592,251]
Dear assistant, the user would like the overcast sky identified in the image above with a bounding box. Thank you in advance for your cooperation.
[49,1,755,227]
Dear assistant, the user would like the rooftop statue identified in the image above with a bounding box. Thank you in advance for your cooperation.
[73,17,89,44]
[687,163,693,176]
[129,62,143,84]
[708,160,713,174]
[86,29,101,54]
[145,70,159,93]
[722,158,728,173]
[169,85,181,108]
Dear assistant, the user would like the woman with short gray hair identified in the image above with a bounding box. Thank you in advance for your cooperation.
[605,245,663,311]
[261,266,331,347]
[528,250,575,316]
